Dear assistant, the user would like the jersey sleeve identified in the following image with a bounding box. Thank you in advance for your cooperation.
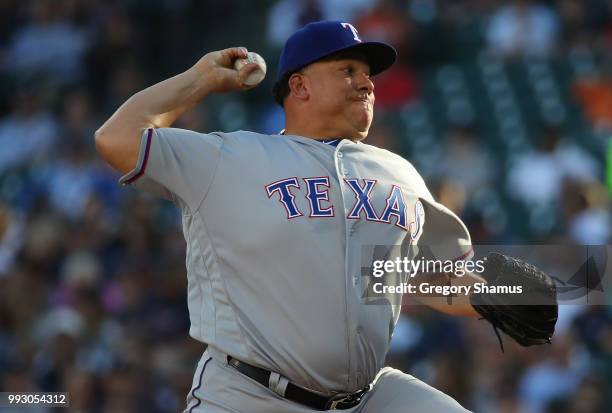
[417,198,473,262]
[397,157,472,262]
[118,127,224,212]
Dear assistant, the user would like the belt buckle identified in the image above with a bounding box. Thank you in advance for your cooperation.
[326,393,355,410]
[327,397,346,410]
[327,385,371,410]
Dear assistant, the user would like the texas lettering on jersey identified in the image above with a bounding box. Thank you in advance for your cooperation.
[265,177,425,239]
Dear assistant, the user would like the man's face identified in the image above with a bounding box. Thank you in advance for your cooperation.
[300,57,375,140]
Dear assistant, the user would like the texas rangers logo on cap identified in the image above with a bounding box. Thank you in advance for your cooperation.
[341,22,362,42]
[277,20,397,80]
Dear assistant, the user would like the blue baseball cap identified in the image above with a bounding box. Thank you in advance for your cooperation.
[277,20,397,80]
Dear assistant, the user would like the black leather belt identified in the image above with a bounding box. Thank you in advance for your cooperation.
[227,356,370,410]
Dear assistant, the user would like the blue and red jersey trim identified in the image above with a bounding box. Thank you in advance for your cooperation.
[124,128,153,184]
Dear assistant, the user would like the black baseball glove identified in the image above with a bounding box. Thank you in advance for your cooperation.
[470,252,558,351]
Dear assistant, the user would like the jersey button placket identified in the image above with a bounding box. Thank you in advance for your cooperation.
[335,142,357,388]
[336,150,349,177]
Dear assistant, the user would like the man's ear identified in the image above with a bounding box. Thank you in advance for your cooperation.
[288,73,309,101]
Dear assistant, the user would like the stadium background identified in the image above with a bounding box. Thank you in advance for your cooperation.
[0,0,610,412]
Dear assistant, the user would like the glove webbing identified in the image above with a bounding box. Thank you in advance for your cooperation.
[479,314,553,353]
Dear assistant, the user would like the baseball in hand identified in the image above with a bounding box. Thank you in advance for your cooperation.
[234,52,267,86]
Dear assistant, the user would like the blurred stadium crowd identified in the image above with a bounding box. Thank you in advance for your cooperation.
[0,0,610,412]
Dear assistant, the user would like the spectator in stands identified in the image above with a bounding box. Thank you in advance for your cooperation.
[507,126,600,206]
[267,0,324,47]
[4,0,91,84]
[560,179,611,244]
[59,88,99,144]
[573,55,612,130]
[0,86,58,174]
[486,0,560,57]
[267,0,377,47]
[519,332,589,413]
[437,125,496,199]
[35,139,101,220]
[557,0,612,49]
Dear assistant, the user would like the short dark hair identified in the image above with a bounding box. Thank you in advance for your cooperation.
[272,71,293,107]
[271,49,369,108]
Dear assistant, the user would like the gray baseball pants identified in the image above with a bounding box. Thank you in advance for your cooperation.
[183,348,471,413]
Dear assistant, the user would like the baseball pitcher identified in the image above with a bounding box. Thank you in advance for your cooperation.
[96,21,557,413]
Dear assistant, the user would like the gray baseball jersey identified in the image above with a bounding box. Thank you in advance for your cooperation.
[119,128,471,395]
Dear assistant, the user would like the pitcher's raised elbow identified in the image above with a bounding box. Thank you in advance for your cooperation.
[94,128,112,159]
